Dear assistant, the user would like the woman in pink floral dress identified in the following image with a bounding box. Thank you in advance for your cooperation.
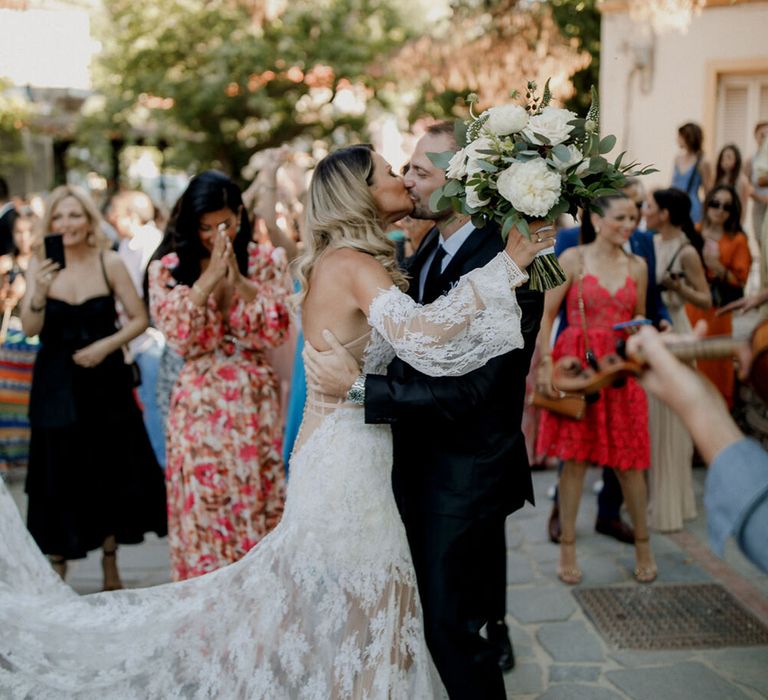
[148,171,292,580]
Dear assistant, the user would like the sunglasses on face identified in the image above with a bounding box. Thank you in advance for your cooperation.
[707,200,733,212]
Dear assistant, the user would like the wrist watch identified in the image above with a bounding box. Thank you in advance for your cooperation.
[346,374,366,405]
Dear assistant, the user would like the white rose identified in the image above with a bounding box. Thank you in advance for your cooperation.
[483,104,529,136]
[446,149,468,180]
[523,106,577,146]
[465,184,490,210]
[496,158,561,218]
[553,144,583,172]
[464,136,496,176]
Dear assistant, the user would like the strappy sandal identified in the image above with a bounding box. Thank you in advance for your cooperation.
[557,538,583,585]
[633,537,657,584]
[50,555,67,580]
[102,547,124,592]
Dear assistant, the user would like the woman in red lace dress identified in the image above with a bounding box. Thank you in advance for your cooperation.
[148,171,292,581]
[536,193,656,585]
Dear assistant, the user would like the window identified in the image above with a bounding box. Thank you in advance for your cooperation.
[716,74,768,157]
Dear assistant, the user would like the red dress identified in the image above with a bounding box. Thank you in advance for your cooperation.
[535,274,650,470]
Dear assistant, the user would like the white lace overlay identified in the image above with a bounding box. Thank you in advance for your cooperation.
[369,252,528,376]
[0,251,528,699]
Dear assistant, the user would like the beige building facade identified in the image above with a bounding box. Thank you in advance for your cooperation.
[599,0,768,193]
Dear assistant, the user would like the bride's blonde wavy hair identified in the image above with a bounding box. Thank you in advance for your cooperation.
[294,144,408,307]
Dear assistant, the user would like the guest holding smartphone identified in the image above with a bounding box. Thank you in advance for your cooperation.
[21,185,166,590]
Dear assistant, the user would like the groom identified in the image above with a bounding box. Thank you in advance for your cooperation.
[304,121,543,698]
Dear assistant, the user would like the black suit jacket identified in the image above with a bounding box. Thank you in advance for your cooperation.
[364,225,543,520]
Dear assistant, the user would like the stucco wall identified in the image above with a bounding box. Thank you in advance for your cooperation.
[600,2,768,189]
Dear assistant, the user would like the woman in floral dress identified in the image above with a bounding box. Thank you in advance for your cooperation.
[149,171,292,581]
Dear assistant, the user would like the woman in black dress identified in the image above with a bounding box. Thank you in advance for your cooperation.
[20,185,167,591]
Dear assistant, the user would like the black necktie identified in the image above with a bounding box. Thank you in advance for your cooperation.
[422,244,447,303]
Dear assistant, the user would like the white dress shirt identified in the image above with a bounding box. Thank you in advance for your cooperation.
[418,220,476,301]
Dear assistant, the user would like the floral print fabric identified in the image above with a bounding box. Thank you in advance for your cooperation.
[149,244,292,580]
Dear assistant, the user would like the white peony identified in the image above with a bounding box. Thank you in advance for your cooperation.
[464,136,496,176]
[552,144,584,172]
[483,104,529,136]
[523,106,577,146]
[446,149,468,180]
[465,184,490,209]
[497,158,561,218]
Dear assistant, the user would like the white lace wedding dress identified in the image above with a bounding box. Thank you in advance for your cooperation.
[0,253,526,699]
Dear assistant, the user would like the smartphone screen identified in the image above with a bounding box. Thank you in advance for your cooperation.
[44,233,66,269]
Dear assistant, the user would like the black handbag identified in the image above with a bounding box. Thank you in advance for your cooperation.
[709,276,743,308]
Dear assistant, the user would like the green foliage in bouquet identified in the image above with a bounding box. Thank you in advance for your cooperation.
[427,82,657,291]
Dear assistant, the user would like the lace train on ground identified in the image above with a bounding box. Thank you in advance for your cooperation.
[0,250,526,698]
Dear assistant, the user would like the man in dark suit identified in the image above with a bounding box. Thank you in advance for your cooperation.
[304,122,543,698]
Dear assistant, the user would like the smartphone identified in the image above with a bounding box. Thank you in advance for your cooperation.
[612,319,652,331]
[44,233,66,269]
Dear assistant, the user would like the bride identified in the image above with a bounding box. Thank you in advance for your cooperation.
[0,144,554,699]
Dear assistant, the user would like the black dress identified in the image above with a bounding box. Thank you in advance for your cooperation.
[25,263,167,560]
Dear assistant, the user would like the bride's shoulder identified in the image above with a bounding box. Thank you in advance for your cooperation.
[316,247,389,280]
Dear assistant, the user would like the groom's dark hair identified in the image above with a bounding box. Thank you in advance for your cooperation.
[425,120,457,147]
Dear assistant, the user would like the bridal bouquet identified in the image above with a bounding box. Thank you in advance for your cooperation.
[428,82,656,291]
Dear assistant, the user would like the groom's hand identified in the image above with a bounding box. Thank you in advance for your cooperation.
[303,329,361,399]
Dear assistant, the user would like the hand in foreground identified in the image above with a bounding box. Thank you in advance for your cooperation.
[627,324,743,463]
[303,330,361,399]
[717,290,768,316]
[73,338,113,368]
[504,222,558,270]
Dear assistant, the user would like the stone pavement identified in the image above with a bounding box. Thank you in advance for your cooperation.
[6,468,768,699]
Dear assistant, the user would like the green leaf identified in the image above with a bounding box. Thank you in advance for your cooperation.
[442,179,464,196]
[614,150,626,169]
[426,150,454,170]
[454,120,468,149]
[531,132,551,145]
[429,186,451,214]
[599,134,616,154]
[551,144,572,162]
[501,215,517,239]
[475,159,498,173]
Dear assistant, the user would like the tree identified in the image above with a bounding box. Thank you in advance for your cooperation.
[387,0,593,118]
[87,0,411,180]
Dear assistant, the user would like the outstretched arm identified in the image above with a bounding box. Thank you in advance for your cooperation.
[350,224,555,377]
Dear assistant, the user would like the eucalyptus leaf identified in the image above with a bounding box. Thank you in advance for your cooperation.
[552,144,571,162]
[475,159,498,173]
[598,134,616,154]
[426,150,454,170]
[531,132,551,145]
[442,179,463,196]
[428,186,450,214]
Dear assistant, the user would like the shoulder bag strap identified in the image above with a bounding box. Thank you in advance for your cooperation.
[686,155,702,194]
[577,250,599,370]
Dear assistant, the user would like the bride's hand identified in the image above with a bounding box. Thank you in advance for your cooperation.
[303,330,361,398]
[504,222,557,270]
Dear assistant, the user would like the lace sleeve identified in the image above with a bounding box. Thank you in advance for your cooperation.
[368,251,528,377]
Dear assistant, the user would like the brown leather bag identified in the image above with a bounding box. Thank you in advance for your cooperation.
[529,391,586,420]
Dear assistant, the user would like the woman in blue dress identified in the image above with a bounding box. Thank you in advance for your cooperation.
[671,122,713,224]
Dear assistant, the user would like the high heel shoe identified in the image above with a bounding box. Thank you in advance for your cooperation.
[557,538,582,585]
[633,536,657,584]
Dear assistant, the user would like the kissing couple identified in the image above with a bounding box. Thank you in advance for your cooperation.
[0,123,552,699]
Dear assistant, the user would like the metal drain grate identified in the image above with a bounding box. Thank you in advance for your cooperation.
[573,583,768,650]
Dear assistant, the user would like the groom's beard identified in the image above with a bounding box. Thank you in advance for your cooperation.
[410,199,451,222]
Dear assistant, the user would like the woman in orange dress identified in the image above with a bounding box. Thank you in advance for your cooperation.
[686,184,751,407]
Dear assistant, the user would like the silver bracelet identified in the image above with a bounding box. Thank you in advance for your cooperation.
[346,374,366,405]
